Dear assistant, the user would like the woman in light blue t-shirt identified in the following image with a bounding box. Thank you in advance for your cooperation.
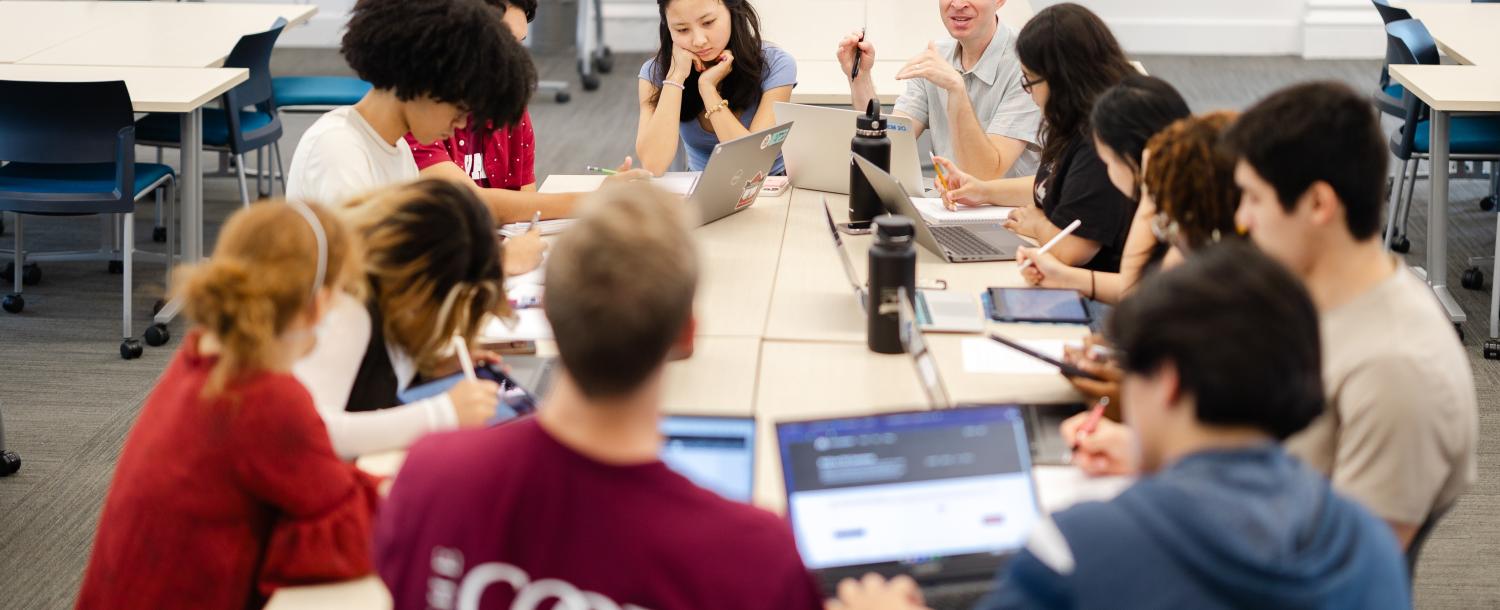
[635,0,796,175]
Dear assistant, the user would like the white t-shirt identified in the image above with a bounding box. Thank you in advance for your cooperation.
[285,106,419,207]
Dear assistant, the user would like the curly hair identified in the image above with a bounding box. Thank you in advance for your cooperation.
[650,0,768,122]
[1017,3,1135,174]
[1142,112,1241,250]
[342,0,537,127]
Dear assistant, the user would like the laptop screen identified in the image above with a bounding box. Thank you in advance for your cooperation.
[822,196,867,304]
[659,415,756,503]
[777,405,1040,571]
[899,288,949,409]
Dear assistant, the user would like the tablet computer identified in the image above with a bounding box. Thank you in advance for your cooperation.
[986,287,1091,325]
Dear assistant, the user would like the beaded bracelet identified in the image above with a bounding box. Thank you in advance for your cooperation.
[703,99,730,118]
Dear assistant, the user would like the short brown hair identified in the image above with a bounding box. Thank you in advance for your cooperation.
[544,183,698,399]
[1143,111,1241,249]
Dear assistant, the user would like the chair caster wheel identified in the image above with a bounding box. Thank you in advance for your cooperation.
[1485,339,1500,360]
[107,260,123,274]
[152,226,168,243]
[1461,267,1485,290]
[1392,235,1410,254]
[2,294,23,314]
[555,91,571,104]
[581,73,600,91]
[0,450,19,476]
[144,323,170,347]
[1483,196,1496,212]
[2,262,40,285]
[120,338,144,360]
[152,299,166,316]
[593,53,614,74]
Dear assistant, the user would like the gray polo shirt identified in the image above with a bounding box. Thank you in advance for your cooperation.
[894,22,1041,178]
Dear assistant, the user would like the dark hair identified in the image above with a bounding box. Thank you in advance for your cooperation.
[1091,74,1191,199]
[1106,241,1324,440]
[1143,112,1241,250]
[1016,3,1135,172]
[650,0,767,122]
[1223,81,1388,240]
[484,0,536,21]
[342,0,537,128]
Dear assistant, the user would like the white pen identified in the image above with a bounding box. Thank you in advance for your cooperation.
[1018,219,1082,271]
[452,335,478,381]
[524,210,541,233]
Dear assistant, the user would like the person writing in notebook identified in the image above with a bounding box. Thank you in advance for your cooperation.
[829,242,1410,609]
[405,0,651,224]
[837,0,1040,179]
[375,183,822,610]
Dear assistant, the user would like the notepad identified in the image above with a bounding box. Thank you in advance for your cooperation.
[961,337,1070,374]
[480,309,553,342]
[499,218,575,237]
[910,196,1015,225]
[536,172,700,196]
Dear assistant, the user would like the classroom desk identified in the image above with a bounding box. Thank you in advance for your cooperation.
[1403,3,1500,68]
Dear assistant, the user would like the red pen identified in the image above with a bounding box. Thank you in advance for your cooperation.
[1070,397,1109,451]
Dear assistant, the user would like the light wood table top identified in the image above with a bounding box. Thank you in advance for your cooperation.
[0,64,247,113]
[1389,64,1500,112]
[10,1,317,68]
[1403,2,1500,67]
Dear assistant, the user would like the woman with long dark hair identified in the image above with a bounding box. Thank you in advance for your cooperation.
[635,0,796,175]
[936,3,1139,272]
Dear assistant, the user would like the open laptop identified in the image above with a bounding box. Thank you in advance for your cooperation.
[775,102,924,197]
[659,415,756,503]
[684,121,794,226]
[821,196,984,333]
[854,155,1025,262]
[896,291,1084,466]
[776,405,1042,607]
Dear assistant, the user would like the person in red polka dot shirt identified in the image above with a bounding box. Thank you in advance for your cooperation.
[406,0,649,224]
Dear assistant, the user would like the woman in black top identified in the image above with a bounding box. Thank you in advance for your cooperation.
[936,3,1137,272]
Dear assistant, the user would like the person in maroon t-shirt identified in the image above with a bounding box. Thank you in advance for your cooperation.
[375,183,824,610]
[407,0,650,224]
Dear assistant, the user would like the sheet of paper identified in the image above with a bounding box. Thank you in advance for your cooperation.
[910,196,1014,224]
[479,308,552,342]
[498,218,576,237]
[1032,465,1134,514]
[536,172,700,195]
[960,337,1070,374]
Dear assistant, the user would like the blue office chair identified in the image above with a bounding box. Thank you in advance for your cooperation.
[135,19,286,207]
[0,80,176,359]
[1372,0,1415,119]
[272,75,373,114]
[1383,20,1500,254]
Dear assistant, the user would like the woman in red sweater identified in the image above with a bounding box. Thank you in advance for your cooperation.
[76,200,377,609]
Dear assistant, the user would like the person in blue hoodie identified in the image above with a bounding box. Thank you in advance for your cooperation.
[826,241,1410,610]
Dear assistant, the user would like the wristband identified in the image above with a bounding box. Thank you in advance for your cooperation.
[662,80,685,91]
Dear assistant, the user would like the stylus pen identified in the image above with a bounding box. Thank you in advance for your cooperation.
[452,335,478,382]
[1018,219,1083,271]
[585,165,618,175]
[524,210,541,233]
[1070,397,1109,451]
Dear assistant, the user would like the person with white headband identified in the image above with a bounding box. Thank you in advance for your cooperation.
[77,200,380,610]
[294,179,509,459]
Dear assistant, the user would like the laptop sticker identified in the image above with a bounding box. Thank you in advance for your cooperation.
[737,171,766,210]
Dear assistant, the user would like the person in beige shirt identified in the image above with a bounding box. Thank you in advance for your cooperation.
[1063,81,1477,550]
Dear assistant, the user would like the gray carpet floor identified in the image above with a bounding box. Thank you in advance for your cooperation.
[0,52,1496,609]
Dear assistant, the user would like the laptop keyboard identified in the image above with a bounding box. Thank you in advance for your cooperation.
[931,225,1002,257]
[924,581,994,610]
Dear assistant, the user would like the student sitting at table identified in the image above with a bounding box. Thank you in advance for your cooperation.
[935,3,1138,272]
[405,0,651,224]
[829,242,1411,610]
[1062,82,1478,552]
[837,0,1041,179]
[293,180,507,459]
[285,0,546,273]
[375,183,823,610]
[76,201,378,610]
[635,0,797,176]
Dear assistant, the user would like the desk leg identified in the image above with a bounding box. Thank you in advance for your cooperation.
[178,109,203,263]
[1427,110,1467,323]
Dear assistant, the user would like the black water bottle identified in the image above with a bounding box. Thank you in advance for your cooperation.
[868,216,917,354]
[850,99,891,223]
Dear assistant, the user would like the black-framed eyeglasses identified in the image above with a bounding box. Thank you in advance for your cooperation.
[1021,75,1046,94]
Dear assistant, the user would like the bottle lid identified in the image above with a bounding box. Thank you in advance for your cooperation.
[874,215,916,243]
[856,98,886,132]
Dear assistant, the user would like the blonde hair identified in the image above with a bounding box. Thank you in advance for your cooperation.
[340,180,508,375]
[544,182,698,398]
[177,201,362,399]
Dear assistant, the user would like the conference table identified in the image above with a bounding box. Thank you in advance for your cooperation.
[0,0,319,264]
[1390,2,1500,343]
[265,181,1130,609]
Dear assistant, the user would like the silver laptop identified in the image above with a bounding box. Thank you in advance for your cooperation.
[687,121,794,226]
[776,404,1042,606]
[823,197,984,333]
[774,102,924,197]
[854,155,1025,263]
[896,290,1083,467]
